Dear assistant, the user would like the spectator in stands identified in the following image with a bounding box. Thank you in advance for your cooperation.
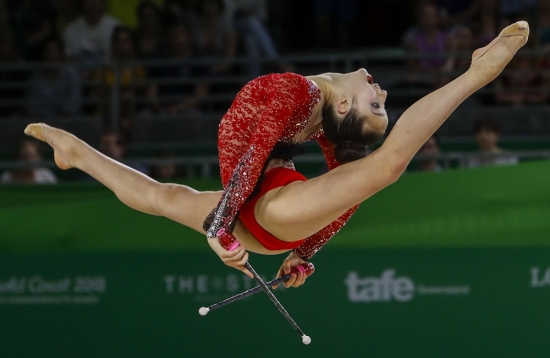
[144,22,208,116]
[164,0,200,35]
[99,129,149,174]
[445,24,476,74]
[1,139,58,184]
[26,37,82,119]
[0,0,12,47]
[467,119,519,168]
[225,0,290,77]
[536,0,550,48]
[403,1,451,87]
[418,134,442,172]
[312,0,357,48]
[493,41,548,107]
[135,1,165,59]
[53,0,80,35]
[152,150,180,180]
[17,2,57,61]
[93,26,147,140]
[106,0,162,28]
[63,0,120,62]
[500,0,537,22]
[437,0,477,28]
[196,0,237,75]
[477,0,501,47]
[0,26,26,118]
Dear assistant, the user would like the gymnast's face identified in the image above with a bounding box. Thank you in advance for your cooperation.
[335,69,389,139]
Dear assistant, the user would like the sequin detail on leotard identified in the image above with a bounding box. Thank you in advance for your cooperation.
[292,135,359,260]
[207,73,358,260]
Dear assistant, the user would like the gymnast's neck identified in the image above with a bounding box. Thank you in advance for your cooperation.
[291,74,336,143]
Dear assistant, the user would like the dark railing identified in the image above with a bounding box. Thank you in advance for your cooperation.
[1,151,548,180]
[1,49,548,115]
[1,49,550,161]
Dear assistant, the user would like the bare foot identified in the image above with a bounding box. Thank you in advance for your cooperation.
[470,21,529,83]
[24,123,74,170]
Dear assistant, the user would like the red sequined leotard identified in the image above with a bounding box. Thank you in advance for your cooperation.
[206,73,359,261]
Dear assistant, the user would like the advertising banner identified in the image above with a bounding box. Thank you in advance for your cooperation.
[1,248,549,358]
[2,162,550,357]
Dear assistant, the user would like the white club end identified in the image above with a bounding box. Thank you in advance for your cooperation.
[198,307,210,316]
[302,335,311,345]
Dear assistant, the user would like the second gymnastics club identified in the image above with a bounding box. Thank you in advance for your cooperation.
[213,228,312,345]
[199,262,314,315]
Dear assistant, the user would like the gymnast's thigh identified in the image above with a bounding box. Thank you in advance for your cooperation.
[253,179,350,242]
[155,185,223,234]
[254,151,395,241]
[156,185,266,252]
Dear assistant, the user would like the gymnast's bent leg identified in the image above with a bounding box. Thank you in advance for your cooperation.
[256,21,529,242]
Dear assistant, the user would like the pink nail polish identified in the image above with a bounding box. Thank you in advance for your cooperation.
[216,229,225,236]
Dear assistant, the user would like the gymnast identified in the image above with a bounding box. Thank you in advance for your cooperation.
[25,21,528,289]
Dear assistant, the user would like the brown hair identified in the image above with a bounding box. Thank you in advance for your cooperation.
[322,104,383,163]
[474,119,500,134]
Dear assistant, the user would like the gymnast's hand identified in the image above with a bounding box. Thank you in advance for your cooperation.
[273,252,308,289]
[207,236,254,278]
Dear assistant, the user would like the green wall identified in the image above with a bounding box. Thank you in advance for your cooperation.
[1,162,550,357]
[2,162,550,251]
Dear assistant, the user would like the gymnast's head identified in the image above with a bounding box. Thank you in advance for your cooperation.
[321,68,388,163]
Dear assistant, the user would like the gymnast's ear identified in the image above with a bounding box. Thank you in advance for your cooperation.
[336,96,350,115]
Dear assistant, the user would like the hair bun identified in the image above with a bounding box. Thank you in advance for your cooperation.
[334,142,367,164]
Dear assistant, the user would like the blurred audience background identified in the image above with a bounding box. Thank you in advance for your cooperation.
[1,139,58,184]
[1,0,549,183]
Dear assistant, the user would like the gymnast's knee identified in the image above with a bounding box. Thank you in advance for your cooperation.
[388,160,407,184]
[372,151,408,187]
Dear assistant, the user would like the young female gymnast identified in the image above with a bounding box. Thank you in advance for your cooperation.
[25,21,528,289]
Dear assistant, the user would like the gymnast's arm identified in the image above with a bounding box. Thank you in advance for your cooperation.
[206,77,304,238]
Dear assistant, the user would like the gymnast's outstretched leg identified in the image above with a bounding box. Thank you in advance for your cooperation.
[24,124,254,277]
[24,124,217,230]
[256,21,529,241]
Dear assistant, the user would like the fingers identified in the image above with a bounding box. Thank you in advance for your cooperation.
[283,271,307,289]
[272,269,284,290]
[273,251,309,289]
[215,244,238,259]
[207,236,252,278]
[223,246,247,265]
[283,274,296,288]
[274,271,308,289]
[218,245,244,261]
[233,250,249,267]
[282,259,293,275]
[278,260,294,288]
[222,246,252,278]
[292,271,306,288]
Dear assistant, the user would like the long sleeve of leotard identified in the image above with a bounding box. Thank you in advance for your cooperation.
[292,135,359,260]
[206,75,317,240]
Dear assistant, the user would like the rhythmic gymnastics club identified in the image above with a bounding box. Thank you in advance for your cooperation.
[199,262,314,315]
[212,229,312,345]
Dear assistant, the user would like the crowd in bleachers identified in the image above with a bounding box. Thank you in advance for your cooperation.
[400,0,550,106]
[0,0,287,66]
[0,0,292,136]
[3,1,549,124]
[2,0,550,183]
